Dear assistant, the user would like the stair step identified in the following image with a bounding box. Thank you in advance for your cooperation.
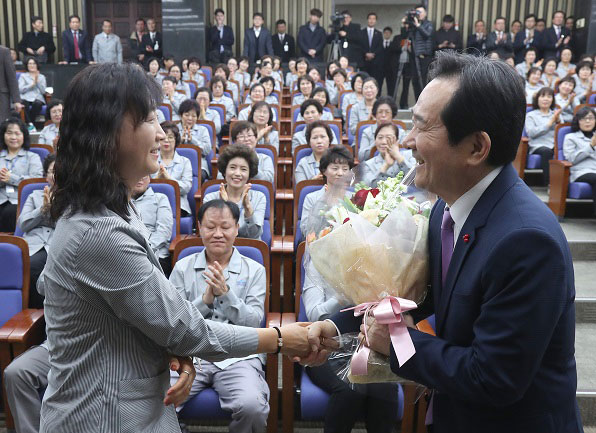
[577,391,596,428]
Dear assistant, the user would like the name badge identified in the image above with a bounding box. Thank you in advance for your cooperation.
[343,41,349,49]
[284,44,289,52]
[5,185,15,194]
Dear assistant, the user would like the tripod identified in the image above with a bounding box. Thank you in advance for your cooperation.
[328,31,343,63]
[393,27,424,108]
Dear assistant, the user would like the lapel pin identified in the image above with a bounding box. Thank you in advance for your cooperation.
[463,234,470,243]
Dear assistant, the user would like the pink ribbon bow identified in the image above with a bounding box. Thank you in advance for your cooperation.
[342,296,418,375]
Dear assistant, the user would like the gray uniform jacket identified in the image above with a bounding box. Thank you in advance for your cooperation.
[291,128,338,154]
[38,206,259,433]
[563,131,596,182]
[0,149,43,204]
[38,123,59,146]
[154,151,193,214]
[92,33,123,64]
[348,100,373,135]
[133,187,173,259]
[204,189,266,240]
[18,189,55,256]
[212,95,236,122]
[360,151,415,187]
[18,72,46,103]
[525,109,556,152]
[294,153,320,184]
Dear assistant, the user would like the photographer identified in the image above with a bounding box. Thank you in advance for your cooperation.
[400,4,434,103]
[335,10,364,68]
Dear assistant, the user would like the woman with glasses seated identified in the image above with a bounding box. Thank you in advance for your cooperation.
[223,121,274,184]
[178,100,212,181]
[358,96,400,161]
[295,120,335,184]
[248,101,279,153]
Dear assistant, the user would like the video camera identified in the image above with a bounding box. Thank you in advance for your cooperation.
[404,9,420,27]
[329,12,345,32]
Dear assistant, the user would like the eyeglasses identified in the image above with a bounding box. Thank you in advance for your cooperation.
[236,132,255,139]
[580,116,596,121]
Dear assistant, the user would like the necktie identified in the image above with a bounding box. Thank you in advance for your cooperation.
[73,32,80,60]
[556,26,560,38]
[385,40,389,48]
[441,207,454,285]
[369,29,373,47]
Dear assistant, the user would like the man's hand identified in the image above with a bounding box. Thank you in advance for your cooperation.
[279,322,312,358]
[291,320,339,366]
[164,356,195,407]
[308,49,317,58]
[339,30,347,37]
[13,102,24,113]
[360,316,391,356]
[202,285,215,306]
[58,61,68,65]
[37,46,45,55]
[204,261,228,297]
[365,53,375,61]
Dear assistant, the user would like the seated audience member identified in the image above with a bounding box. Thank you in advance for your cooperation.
[228,121,274,184]
[162,77,185,121]
[132,175,173,276]
[325,61,340,88]
[227,57,246,92]
[308,67,323,87]
[254,61,281,92]
[556,76,580,123]
[541,58,560,89]
[573,61,594,103]
[162,54,176,71]
[299,146,355,240]
[525,87,561,185]
[296,88,334,122]
[504,55,516,69]
[38,99,62,147]
[292,75,315,106]
[259,76,280,104]
[0,118,43,232]
[360,122,415,187]
[18,57,47,127]
[342,72,368,121]
[169,199,269,433]
[285,59,298,88]
[271,56,283,83]
[147,57,163,85]
[556,47,575,77]
[182,56,205,87]
[238,56,252,88]
[211,76,236,123]
[153,121,194,216]
[178,100,213,181]
[358,96,401,161]
[248,101,279,153]
[563,107,596,215]
[295,121,335,184]
[195,87,222,134]
[168,64,191,99]
[204,145,266,240]
[10,48,23,66]
[239,83,277,121]
[288,58,308,90]
[327,68,351,107]
[525,67,544,104]
[18,153,55,308]
[348,77,379,135]
[515,47,538,78]
[214,63,240,104]
[181,57,189,73]
[292,100,339,153]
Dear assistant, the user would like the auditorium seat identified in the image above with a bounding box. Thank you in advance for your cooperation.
[15,179,48,237]
[149,179,181,249]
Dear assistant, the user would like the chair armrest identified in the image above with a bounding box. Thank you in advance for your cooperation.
[266,312,281,328]
[0,309,45,346]
[281,312,296,326]
[550,159,572,168]
[169,234,196,254]
[548,159,572,217]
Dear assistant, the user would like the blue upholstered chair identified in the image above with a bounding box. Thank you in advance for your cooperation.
[149,179,181,243]
[29,145,51,165]
[292,180,325,249]
[158,105,171,121]
[15,179,48,237]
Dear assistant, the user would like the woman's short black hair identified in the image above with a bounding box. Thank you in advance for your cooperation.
[146,57,161,70]
[524,47,538,57]
[362,77,379,91]
[300,99,323,117]
[50,63,162,221]
[374,122,399,139]
[372,96,398,117]
[250,82,265,95]
[331,68,348,81]
[306,120,333,144]
[571,106,596,132]
[215,63,230,77]
[532,87,555,109]
[217,144,259,179]
[179,99,200,116]
[0,117,30,151]
[43,153,56,176]
[194,86,212,100]
[162,76,176,85]
[45,98,64,121]
[231,121,257,142]
[25,56,40,71]
[248,101,273,126]
[296,57,310,68]
[351,72,369,90]
[160,121,181,147]
[319,146,355,175]
[198,199,240,224]
[542,57,558,69]
[311,87,330,106]
[297,76,315,97]
[326,60,340,78]
[427,50,526,167]
[526,66,542,80]
[188,56,201,67]
[259,76,276,88]
[209,76,227,93]
[576,60,594,73]
[557,75,576,91]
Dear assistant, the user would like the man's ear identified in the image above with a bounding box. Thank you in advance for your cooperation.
[464,131,491,167]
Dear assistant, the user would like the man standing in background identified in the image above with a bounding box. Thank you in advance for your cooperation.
[207,9,234,64]
[60,15,93,64]
[434,15,462,53]
[361,12,384,85]
[92,20,122,64]
[18,16,55,64]
[243,13,273,64]
[298,9,327,63]
[381,27,401,98]
[0,45,23,121]
[141,18,163,61]
[272,19,295,64]
[337,11,363,69]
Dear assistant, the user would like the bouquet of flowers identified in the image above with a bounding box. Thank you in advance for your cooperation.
[304,168,431,384]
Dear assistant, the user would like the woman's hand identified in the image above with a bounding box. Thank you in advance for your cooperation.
[164,356,195,407]
[157,164,171,179]
[256,125,273,142]
[591,134,596,149]
[219,183,229,201]
[42,186,52,212]
[241,184,253,217]
[552,108,562,124]
[386,134,404,163]
[0,168,11,183]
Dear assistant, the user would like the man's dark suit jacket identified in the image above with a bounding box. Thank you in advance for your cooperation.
[466,33,486,55]
[297,23,327,62]
[542,26,571,59]
[339,22,364,67]
[141,32,163,59]
[242,27,274,64]
[272,33,296,63]
[485,31,513,59]
[333,164,583,433]
[361,27,384,77]
[61,29,92,63]
[207,25,234,53]
[0,45,21,122]
[18,31,56,61]
[382,36,401,73]
[513,29,543,63]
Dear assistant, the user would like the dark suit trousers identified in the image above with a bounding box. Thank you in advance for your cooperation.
[306,359,399,433]
[400,54,432,106]
[23,100,44,124]
[363,60,384,88]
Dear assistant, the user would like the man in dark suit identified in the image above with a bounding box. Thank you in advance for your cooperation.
[381,27,401,98]
[466,20,487,55]
[242,12,273,65]
[361,12,384,85]
[297,9,327,63]
[304,51,583,433]
[542,10,571,59]
[337,10,363,68]
[272,19,295,63]
[486,17,513,59]
[513,14,542,64]
[17,16,56,63]
[141,18,163,61]
[60,15,92,64]
[0,45,23,122]
[207,8,234,64]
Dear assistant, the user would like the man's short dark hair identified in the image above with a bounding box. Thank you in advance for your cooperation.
[188,56,201,66]
[300,99,323,117]
[163,54,175,62]
[103,19,112,26]
[136,18,146,24]
[319,146,355,175]
[415,4,426,10]
[552,10,566,19]
[43,153,56,176]
[571,106,596,133]
[494,16,506,23]
[536,18,546,25]
[474,19,485,26]
[524,14,536,21]
[162,76,176,85]
[198,200,240,224]
[310,9,323,18]
[31,16,42,24]
[427,51,526,167]
[253,12,264,19]
[217,144,259,179]
[341,10,352,17]
[532,87,555,110]
[214,8,225,15]
[367,12,377,19]
[68,15,80,22]
[276,19,286,26]
[383,26,393,33]
[443,15,455,23]
[306,120,333,144]
[372,96,398,117]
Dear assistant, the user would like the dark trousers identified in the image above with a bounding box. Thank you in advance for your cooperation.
[23,100,44,124]
[532,146,554,185]
[363,61,384,89]
[208,49,233,64]
[400,54,432,107]
[29,249,48,309]
[306,359,399,433]
[382,67,398,98]
[0,201,17,232]
[575,173,596,214]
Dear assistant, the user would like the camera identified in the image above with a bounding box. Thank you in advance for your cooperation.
[330,12,345,32]
[405,9,420,26]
